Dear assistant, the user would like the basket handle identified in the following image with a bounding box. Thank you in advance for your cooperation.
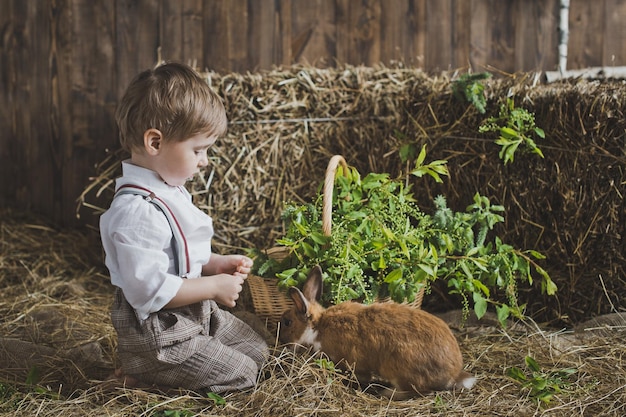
[322,155,349,236]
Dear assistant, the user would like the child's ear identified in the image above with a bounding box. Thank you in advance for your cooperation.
[143,128,163,155]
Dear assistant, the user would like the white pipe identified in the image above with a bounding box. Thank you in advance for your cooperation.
[559,0,570,74]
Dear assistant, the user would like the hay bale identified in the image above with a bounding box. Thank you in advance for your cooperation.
[78,64,625,326]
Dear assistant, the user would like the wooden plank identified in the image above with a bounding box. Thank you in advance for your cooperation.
[247,0,277,70]
[290,0,337,66]
[567,0,605,69]
[276,0,293,66]
[425,0,453,71]
[182,0,204,67]
[51,0,77,224]
[469,0,491,71]
[0,1,21,208]
[115,0,160,97]
[514,0,559,72]
[0,0,15,208]
[603,0,626,66]
[334,0,381,66]
[486,0,516,74]
[226,0,249,71]
[411,0,427,68]
[203,0,229,72]
[357,0,381,65]
[66,0,99,223]
[451,0,471,70]
[160,0,183,63]
[70,0,117,224]
[12,0,40,212]
[379,0,410,64]
[335,0,351,65]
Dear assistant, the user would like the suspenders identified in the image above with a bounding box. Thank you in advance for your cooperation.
[114,184,190,278]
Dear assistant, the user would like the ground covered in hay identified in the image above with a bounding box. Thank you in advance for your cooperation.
[1,207,625,416]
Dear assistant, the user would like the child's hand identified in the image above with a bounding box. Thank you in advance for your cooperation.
[209,273,246,308]
[204,253,253,276]
[196,253,254,307]
[234,255,253,275]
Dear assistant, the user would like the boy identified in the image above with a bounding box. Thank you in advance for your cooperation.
[100,62,268,393]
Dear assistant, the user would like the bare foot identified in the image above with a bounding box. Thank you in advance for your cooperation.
[111,368,149,388]
[100,368,180,395]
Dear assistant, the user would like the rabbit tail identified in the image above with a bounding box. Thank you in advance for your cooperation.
[453,371,476,390]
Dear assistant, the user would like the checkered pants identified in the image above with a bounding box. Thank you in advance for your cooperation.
[111,288,269,393]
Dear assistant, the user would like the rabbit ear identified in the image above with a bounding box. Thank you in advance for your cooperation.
[288,287,310,316]
[302,265,323,302]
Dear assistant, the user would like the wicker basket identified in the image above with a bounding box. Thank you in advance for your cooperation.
[248,155,425,330]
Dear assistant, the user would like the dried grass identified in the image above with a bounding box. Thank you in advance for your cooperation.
[1,208,626,416]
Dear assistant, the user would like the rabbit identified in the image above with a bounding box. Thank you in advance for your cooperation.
[278,265,476,398]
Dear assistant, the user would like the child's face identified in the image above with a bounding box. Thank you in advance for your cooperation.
[154,133,217,186]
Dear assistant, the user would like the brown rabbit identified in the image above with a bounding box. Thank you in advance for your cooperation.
[279,265,476,398]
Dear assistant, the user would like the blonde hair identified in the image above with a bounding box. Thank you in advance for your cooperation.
[115,62,227,152]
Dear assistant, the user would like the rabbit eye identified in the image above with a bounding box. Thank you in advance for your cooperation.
[282,317,292,327]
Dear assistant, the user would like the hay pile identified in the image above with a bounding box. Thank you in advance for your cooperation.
[79,64,625,326]
[2,207,626,416]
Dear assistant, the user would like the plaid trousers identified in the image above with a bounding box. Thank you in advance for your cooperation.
[111,287,269,393]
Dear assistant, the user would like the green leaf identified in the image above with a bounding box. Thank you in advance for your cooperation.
[399,143,415,163]
[536,391,553,404]
[527,250,546,260]
[473,292,488,319]
[472,279,490,297]
[293,220,308,235]
[310,231,329,245]
[506,366,527,382]
[417,263,435,277]
[470,257,489,273]
[496,304,510,327]
[500,126,520,140]
[276,268,297,280]
[500,141,521,164]
[384,268,403,284]
[416,144,427,167]
[399,239,410,259]
[207,392,226,406]
[525,356,541,373]
[26,366,40,385]
[301,241,317,258]
[543,278,558,296]
[378,255,387,270]
[460,260,473,279]
[534,127,546,138]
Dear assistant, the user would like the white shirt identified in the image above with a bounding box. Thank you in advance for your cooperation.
[100,161,214,320]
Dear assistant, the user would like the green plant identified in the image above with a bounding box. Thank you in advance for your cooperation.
[507,356,577,405]
[314,357,338,372]
[452,72,492,114]
[24,365,60,400]
[252,147,555,325]
[0,382,19,412]
[206,392,226,406]
[479,97,546,164]
[314,357,341,385]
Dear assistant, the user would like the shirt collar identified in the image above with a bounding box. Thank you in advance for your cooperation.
[116,160,172,193]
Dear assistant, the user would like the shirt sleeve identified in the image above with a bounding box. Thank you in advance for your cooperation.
[100,194,183,320]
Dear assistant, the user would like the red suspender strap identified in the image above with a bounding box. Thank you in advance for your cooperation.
[114,184,191,277]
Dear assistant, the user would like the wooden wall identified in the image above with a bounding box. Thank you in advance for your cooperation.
[1,0,625,227]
